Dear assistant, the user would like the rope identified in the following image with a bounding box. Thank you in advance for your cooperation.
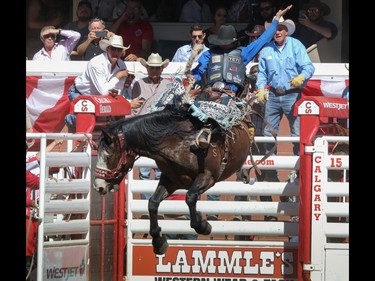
[26,252,35,280]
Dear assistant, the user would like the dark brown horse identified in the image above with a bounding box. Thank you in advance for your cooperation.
[93,102,256,255]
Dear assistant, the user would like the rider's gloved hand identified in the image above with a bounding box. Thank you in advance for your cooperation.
[289,75,304,88]
[256,88,268,104]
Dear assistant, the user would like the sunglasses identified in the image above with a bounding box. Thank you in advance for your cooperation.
[307,8,320,14]
[216,13,227,17]
[43,33,56,40]
[192,35,203,39]
[109,46,123,52]
[259,6,273,12]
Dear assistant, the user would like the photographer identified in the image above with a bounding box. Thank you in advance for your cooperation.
[76,18,114,60]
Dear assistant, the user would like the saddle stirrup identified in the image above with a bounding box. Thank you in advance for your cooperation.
[194,127,211,149]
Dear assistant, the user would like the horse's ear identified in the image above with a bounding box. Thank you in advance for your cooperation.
[102,129,113,145]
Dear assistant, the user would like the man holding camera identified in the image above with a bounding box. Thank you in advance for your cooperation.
[75,18,114,60]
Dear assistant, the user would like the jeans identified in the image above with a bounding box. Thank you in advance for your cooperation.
[64,84,81,130]
[139,167,161,200]
[263,92,301,156]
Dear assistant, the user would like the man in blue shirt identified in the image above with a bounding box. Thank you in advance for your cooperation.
[172,23,209,63]
[256,16,315,182]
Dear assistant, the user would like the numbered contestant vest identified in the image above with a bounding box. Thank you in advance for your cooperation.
[207,48,246,91]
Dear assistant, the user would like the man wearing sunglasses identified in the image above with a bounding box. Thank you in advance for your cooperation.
[32,26,81,61]
[172,23,209,63]
[292,0,337,48]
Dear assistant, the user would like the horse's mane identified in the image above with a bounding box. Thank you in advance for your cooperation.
[106,104,200,153]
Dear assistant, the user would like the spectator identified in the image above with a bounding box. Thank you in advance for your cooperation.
[131,53,171,203]
[76,18,114,60]
[26,0,66,59]
[203,5,228,48]
[112,0,149,21]
[32,26,81,61]
[110,0,154,61]
[64,0,94,60]
[88,0,116,22]
[64,35,129,132]
[172,23,209,63]
[179,0,212,23]
[148,0,175,22]
[227,0,251,23]
[255,0,279,25]
[292,0,338,48]
[237,0,278,47]
[255,17,315,187]
[164,194,198,240]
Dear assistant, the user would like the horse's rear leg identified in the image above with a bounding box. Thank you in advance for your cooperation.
[148,178,170,255]
[186,189,212,235]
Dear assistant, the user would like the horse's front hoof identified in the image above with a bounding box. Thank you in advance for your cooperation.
[152,236,169,255]
[195,220,212,235]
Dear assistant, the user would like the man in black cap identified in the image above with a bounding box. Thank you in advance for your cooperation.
[188,5,292,149]
[292,0,338,48]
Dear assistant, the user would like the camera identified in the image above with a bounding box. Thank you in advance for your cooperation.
[95,31,107,38]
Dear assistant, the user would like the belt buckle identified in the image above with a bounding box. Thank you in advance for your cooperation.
[275,88,286,95]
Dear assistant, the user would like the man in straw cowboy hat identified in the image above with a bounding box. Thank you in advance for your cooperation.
[187,4,293,149]
[131,53,186,204]
[292,0,338,48]
[64,34,130,132]
[255,16,315,213]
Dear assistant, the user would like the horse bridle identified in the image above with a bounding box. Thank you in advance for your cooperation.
[94,131,137,181]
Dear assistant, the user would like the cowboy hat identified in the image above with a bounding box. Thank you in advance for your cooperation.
[139,53,170,68]
[245,25,265,37]
[265,16,295,36]
[99,35,130,52]
[208,25,238,46]
[303,0,330,16]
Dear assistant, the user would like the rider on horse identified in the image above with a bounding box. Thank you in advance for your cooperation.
[187,5,293,149]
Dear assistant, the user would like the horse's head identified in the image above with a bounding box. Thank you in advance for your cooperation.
[93,129,136,195]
